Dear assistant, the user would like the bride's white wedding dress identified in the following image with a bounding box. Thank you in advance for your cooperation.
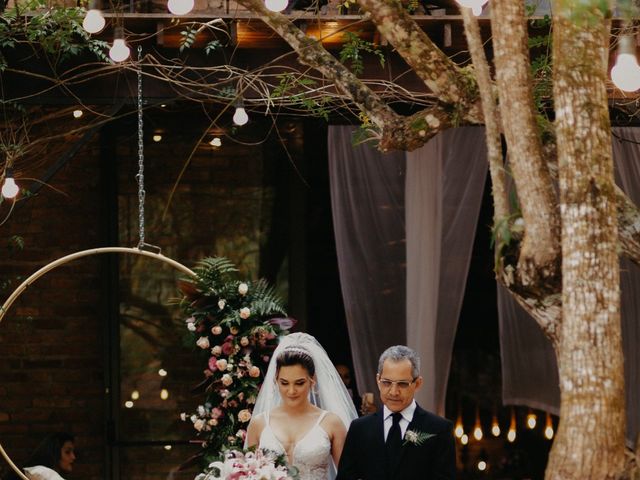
[259,411,332,480]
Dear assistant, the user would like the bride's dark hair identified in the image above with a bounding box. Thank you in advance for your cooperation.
[276,347,315,377]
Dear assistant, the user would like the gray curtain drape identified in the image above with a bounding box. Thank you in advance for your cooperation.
[329,126,487,413]
[406,128,488,414]
[499,126,640,444]
[328,126,407,400]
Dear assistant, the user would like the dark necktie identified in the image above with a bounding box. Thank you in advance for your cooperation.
[386,412,403,459]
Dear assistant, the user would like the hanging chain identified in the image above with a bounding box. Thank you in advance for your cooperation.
[136,45,146,249]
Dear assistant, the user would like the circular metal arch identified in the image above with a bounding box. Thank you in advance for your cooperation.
[0,247,197,479]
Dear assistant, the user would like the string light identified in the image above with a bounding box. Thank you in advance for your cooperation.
[82,0,105,34]
[454,411,464,439]
[167,0,194,15]
[153,134,162,142]
[491,412,500,437]
[544,412,554,440]
[158,368,168,376]
[233,100,249,126]
[265,0,288,12]
[460,434,469,445]
[611,35,640,92]
[473,408,483,441]
[131,390,140,400]
[2,169,19,199]
[124,400,134,408]
[477,460,487,471]
[109,26,130,63]
[507,407,516,443]
[160,389,169,400]
[526,409,537,429]
[209,137,222,147]
[73,109,83,118]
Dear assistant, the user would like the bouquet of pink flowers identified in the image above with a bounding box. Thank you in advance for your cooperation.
[195,449,299,480]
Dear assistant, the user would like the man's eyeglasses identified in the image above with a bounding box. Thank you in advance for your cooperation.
[378,378,417,390]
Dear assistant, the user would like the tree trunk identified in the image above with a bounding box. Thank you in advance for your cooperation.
[546,6,626,478]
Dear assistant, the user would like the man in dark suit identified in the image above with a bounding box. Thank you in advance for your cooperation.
[336,345,456,480]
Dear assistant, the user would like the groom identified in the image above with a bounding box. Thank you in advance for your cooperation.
[336,345,456,480]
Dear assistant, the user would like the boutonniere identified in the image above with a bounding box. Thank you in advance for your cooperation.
[403,429,437,446]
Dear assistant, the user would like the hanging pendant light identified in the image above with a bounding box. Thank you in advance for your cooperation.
[233,99,249,126]
[2,168,19,199]
[109,26,130,63]
[82,0,106,34]
[265,0,288,12]
[611,35,640,92]
[167,0,194,15]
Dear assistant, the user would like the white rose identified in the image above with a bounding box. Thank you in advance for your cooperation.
[238,283,249,295]
[240,336,249,346]
[218,299,226,310]
[187,323,196,332]
[239,307,251,319]
[180,413,187,421]
[196,337,210,349]
[237,409,252,423]
[248,366,261,378]
[216,359,228,371]
[222,374,233,386]
[193,419,205,431]
[211,325,222,335]
[211,345,222,356]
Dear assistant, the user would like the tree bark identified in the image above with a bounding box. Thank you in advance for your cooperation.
[546,5,626,478]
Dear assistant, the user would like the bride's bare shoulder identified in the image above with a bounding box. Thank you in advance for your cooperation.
[321,411,347,434]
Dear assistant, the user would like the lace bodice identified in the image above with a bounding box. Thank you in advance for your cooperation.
[259,410,332,480]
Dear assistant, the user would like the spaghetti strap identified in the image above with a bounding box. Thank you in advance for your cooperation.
[316,410,328,425]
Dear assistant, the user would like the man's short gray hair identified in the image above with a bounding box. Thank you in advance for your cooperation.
[377,345,420,379]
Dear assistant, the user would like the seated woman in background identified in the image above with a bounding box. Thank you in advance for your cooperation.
[6,432,76,480]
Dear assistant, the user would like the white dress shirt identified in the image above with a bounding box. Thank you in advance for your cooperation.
[383,400,417,441]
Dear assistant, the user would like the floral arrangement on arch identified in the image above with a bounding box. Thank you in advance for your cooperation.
[178,257,294,464]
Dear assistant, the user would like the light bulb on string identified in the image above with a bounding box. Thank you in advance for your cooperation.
[2,169,19,199]
[167,0,194,15]
[454,409,464,438]
[209,137,222,147]
[526,409,537,429]
[109,26,130,63]
[265,0,288,12]
[82,0,105,34]
[544,412,554,440]
[611,35,640,92]
[473,408,483,441]
[455,0,488,16]
[233,100,249,126]
[491,414,500,437]
[507,407,516,443]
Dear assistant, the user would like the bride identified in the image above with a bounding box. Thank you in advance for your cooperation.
[246,333,358,480]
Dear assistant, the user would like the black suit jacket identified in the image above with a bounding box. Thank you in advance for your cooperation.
[336,404,456,480]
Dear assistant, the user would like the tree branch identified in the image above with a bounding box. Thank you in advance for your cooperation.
[461,7,509,225]
[492,0,560,281]
[358,0,483,123]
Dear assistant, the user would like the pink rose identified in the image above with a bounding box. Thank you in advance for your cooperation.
[222,342,234,355]
[208,357,218,371]
[211,345,222,356]
[239,307,251,319]
[196,337,210,349]
[211,408,223,419]
[230,326,239,335]
[240,336,249,346]
[211,325,222,335]
[248,366,261,378]
[222,374,233,386]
